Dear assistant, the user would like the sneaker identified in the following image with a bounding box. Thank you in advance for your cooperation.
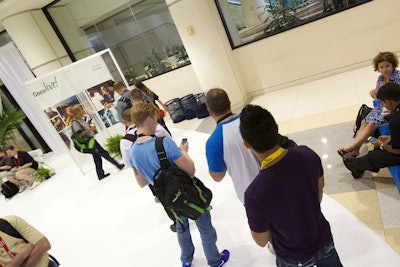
[342,156,364,179]
[213,249,230,267]
[99,173,110,180]
[182,263,191,267]
[18,184,26,193]
[29,180,41,190]
[170,222,177,232]
[117,164,125,170]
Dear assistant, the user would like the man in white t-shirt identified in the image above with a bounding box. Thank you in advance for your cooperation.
[205,88,297,204]
[205,88,259,204]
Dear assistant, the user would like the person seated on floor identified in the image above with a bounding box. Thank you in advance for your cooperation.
[6,145,41,190]
[0,148,27,193]
[0,148,12,178]
[339,51,400,157]
[342,82,400,178]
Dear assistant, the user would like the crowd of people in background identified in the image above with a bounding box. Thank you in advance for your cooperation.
[4,51,400,266]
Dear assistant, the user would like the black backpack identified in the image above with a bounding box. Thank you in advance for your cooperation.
[152,137,212,225]
[119,96,132,110]
[352,104,380,138]
[1,181,19,200]
[353,104,373,137]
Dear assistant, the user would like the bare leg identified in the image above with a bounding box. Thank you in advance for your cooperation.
[15,172,35,185]
[343,121,378,156]
[6,175,22,187]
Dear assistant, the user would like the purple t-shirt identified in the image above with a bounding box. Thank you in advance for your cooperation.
[245,146,331,261]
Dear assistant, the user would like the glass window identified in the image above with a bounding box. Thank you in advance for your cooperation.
[215,0,372,48]
[45,0,191,84]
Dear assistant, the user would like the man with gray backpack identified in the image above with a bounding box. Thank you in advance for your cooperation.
[129,102,229,267]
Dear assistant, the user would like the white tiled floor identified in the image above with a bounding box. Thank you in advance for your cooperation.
[1,65,400,266]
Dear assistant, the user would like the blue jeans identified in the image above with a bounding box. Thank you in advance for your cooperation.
[276,239,343,267]
[48,259,59,267]
[92,141,121,178]
[176,211,220,266]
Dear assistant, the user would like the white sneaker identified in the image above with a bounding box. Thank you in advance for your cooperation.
[30,180,41,190]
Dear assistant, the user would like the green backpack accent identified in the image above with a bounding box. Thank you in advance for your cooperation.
[152,137,212,225]
[71,120,97,154]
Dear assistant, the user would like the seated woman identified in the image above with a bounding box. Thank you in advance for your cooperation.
[339,51,400,157]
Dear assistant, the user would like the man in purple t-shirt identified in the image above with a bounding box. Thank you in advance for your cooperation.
[239,104,342,267]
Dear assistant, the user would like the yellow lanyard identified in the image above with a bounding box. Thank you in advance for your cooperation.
[260,147,285,169]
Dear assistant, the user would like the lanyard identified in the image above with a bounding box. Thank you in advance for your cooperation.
[217,112,233,124]
[12,153,20,168]
[0,236,16,261]
[260,147,285,169]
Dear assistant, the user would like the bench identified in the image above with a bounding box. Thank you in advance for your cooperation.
[379,124,400,192]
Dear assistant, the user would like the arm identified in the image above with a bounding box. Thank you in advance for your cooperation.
[0,165,11,171]
[250,230,271,247]
[156,99,169,114]
[208,170,226,182]
[375,136,400,155]
[5,243,33,267]
[133,168,149,188]
[20,237,51,267]
[19,162,33,170]
[174,142,195,176]
[318,175,324,203]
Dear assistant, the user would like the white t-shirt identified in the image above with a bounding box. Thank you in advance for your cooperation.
[206,114,259,204]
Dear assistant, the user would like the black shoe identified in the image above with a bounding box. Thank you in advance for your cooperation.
[117,164,125,170]
[342,157,364,179]
[99,173,110,180]
[170,222,177,232]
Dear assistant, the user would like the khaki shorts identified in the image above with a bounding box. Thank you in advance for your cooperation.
[0,170,12,179]
[15,167,36,176]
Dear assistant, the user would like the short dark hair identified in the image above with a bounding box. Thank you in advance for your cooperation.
[240,105,279,153]
[377,82,400,102]
[6,145,15,151]
[130,89,144,102]
[121,108,132,122]
[205,88,231,116]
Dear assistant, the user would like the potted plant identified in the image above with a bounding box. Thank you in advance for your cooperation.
[34,166,56,182]
[143,49,172,76]
[104,134,123,158]
[0,105,26,150]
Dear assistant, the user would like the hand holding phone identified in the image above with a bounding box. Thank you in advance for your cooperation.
[181,138,187,145]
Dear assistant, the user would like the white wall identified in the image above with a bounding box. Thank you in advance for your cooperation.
[229,0,400,95]
[148,0,400,104]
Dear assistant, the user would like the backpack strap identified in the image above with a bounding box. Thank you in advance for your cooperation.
[0,219,60,265]
[122,133,137,142]
[155,137,169,170]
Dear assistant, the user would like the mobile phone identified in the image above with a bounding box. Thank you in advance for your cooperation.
[367,136,377,142]
[181,138,187,145]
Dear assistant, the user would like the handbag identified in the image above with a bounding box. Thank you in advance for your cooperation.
[71,120,97,154]
[353,104,372,138]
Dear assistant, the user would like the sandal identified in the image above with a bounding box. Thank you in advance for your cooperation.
[337,148,348,157]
